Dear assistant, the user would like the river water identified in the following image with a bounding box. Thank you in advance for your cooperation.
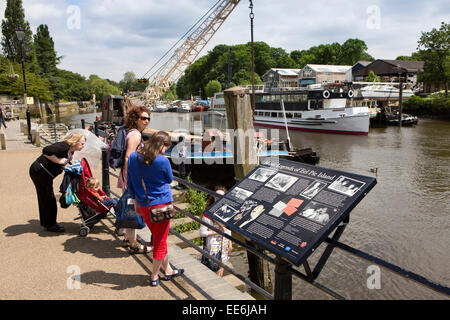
[65,111,450,300]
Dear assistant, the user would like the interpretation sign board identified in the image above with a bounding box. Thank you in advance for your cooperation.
[204,158,377,266]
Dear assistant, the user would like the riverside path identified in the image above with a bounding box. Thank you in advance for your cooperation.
[0,120,253,300]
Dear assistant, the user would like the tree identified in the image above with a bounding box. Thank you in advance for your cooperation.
[1,0,33,63]
[34,24,59,77]
[205,80,222,97]
[0,56,53,101]
[366,70,380,82]
[340,38,373,65]
[417,21,450,95]
[88,74,121,99]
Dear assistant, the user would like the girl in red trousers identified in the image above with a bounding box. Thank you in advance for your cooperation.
[127,131,184,286]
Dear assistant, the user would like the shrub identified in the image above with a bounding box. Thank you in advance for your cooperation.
[403,95,450,119]
[185,174,208,216]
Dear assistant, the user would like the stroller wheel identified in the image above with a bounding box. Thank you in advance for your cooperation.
[79,226,90,237]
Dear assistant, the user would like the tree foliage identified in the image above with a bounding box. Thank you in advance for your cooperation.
[88,75,121,99]
[34,24,58,77]
[176,39,373,99]
[1,0,33,63]
[117,71,147,93]
[417,21,450,95]
[205,80,222,97]
[366,70,380,82]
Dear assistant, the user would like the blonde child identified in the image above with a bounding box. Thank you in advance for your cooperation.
[86,177,117,207]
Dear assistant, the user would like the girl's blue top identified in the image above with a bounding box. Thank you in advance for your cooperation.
[126,152,173,207]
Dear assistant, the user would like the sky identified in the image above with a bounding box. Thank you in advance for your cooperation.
[1,0,449,82]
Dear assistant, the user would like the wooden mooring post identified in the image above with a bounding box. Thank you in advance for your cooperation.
[274,256,292,300]
[224,86,273,295]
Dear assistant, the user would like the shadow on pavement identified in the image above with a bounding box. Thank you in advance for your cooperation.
[74,270,150,290]
[63,236,130,259]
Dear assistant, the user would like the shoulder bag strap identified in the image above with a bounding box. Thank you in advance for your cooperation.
[137,154,151,209]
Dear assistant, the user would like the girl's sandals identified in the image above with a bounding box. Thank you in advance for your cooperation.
[122,238,146,249]
[128,242,149,254]
[150,275,160,287]
[162,268,184,281]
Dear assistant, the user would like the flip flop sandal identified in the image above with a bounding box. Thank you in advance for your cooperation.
[150,275,160,287]
[163,268,184,281]
[129,243,149,254]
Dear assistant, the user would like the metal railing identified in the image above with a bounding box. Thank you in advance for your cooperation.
[97,134,450,300]
[37,122,69,145]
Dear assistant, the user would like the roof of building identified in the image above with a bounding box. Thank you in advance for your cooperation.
[304,64,352,73]
[353,61,372,67]
[380,59,424,72]
[262,68,301,78]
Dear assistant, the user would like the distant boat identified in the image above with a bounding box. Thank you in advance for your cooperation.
[359,84,414,100]
[386,113,418,126]
[254,85,370,135]
[177,103,191,113]
[154,102,169,112]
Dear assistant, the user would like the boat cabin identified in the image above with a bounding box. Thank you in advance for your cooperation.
[101,95,127,125]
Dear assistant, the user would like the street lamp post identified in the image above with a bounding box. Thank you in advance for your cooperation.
[16,27,31,140]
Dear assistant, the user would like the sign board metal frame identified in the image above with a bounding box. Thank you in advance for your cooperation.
[203,158,377,268]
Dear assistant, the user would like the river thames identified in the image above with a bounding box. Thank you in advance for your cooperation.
[65,111,449,300]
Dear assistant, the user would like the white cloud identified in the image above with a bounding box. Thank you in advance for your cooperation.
[0,0,449,81]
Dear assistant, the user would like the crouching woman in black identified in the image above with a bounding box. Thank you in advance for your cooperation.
[29,132,86,232]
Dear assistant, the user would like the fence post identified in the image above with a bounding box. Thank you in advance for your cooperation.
[94,121,99,137]
[0,132,5,150]
[224,86,271,293]
[101,147,110,197]
[53,121,57,142]
[274,256,292,300]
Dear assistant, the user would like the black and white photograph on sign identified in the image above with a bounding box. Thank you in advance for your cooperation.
[265,173,299,192]
[249,167,277,183]
[232,199,258,222]
[328,175,366,197]
[214,203,239,222]
[227,187,253,203]
[239,205,265,228]
[301,181,327,199]
[300,201,337,225]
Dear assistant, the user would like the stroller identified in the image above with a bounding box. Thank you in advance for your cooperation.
[74,158,116,237]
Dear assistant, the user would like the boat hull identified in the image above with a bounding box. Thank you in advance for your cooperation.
[254,107,370,135]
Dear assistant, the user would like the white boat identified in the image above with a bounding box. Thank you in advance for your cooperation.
[211,92,225,111]
[253,89,370,135]
[359,84,414,100]
[154,102,169,112]
[177,103,191,113]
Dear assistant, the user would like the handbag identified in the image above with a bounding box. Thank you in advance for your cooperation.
[138,155,176,223]
[114,188,146,229]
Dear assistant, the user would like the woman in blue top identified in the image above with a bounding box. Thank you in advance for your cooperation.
[127,131,183,286]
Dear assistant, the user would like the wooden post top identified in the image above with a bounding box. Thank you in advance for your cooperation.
[224,86,249,96]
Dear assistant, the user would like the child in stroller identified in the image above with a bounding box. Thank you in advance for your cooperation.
[74,158,117,237]
[86,177,118,207]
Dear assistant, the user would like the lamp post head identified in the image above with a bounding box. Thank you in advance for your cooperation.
[15,27,25,41]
